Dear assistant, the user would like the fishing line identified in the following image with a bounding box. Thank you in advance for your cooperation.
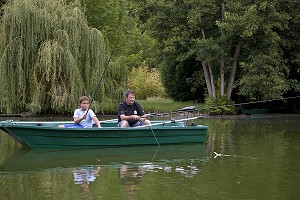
[149,125,160,146]
[199,96,300,111]
[151,145,161,163]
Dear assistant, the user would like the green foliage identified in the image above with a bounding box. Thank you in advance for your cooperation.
[127,65,165,100]
[238,56,289,100]
[138,99,205,113]
[204,96,235,115]
[31,40,84,113]
[0,0,127,114]
[130,0,300,103]
[129,0,207,101]
[80,0,157,68]
[79,98,205,115]
[278,0,300,89]
[1,0,299,114]
[160,58,206,101]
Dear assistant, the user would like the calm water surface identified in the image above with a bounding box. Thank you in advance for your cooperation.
[0,114,300,200]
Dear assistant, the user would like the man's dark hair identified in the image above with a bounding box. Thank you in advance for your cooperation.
[124,89,135,98]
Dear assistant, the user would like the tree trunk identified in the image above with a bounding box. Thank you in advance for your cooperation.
[220,0,225,96]
[208,62,216,98]
[200,17,216,98]
[202,62,213,97]
[226,40,241,99]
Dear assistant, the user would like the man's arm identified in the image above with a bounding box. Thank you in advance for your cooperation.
[120,114,139,121]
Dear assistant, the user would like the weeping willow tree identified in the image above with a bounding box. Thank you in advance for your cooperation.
[0,0,127,114]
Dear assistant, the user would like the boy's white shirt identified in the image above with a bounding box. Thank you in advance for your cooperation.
[73,108,96,128]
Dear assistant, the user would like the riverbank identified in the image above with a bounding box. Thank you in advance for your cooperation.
[0,99,205,116]
[1,97,298,116]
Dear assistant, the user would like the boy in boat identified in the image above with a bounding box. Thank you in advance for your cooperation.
[58,96,102,128]
[118,89,151,128]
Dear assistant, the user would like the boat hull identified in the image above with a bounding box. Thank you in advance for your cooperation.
[0,121,208,149]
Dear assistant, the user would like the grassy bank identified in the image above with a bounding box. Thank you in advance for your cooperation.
[98,99,205,114]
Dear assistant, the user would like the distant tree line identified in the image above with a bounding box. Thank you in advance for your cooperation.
[0,0,299,114]
[128,0,300,103]
[77,0,300,103]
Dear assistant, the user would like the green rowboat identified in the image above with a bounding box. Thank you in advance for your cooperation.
[0,118,208,149]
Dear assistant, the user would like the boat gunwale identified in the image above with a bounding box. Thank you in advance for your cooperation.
[0,124,208,130]
[0,120,208,131]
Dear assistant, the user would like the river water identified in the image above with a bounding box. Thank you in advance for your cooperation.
[0,114,299,200]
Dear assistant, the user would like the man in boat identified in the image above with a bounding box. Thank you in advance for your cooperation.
[118,89,151,127]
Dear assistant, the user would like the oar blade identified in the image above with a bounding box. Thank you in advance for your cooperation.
[176,106,196,112]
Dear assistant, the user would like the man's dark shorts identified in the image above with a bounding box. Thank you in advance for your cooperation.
[118,120,144,127]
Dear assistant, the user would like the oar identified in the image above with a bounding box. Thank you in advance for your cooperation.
[175,106,196,113]
[134,116,204,128]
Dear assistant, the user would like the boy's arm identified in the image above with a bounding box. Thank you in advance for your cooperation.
[74,110,86,124]
[93,116,102,128]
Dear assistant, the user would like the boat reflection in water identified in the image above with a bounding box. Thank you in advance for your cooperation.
[0,143,208,171]
[0,144,209,198]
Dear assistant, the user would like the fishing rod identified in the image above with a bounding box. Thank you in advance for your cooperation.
[198,95,300,111]
[90,48,117,105]
[86,42,118,115]
[135,116,204,128]
[147,96,300,116]
[99,106,198,123]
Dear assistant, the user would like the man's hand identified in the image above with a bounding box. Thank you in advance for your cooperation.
[140,116,147,121]
[132,115,140,120]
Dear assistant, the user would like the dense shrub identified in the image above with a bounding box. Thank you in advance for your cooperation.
[204,96,235,115]
[127,65,165,99]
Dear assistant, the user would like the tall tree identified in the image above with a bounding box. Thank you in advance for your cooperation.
[80,0,157,68]
[130,0,297,101]
[277,0,300,95]
[0,0,126,113]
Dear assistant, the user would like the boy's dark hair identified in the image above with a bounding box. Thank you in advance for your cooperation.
[79,96,89,103]
[124,89,135,98]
